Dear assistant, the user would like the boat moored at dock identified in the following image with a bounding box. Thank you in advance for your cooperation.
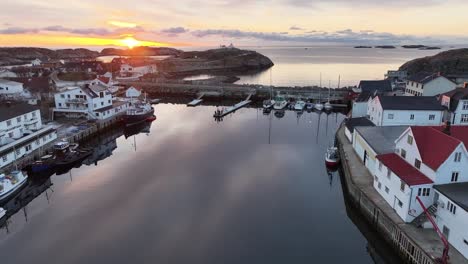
[0,171,28,202]
[273,95,288,110]
[123,101,155,126]
[294,100,306,111]
[325,146,340,167]
[0,207,5,219]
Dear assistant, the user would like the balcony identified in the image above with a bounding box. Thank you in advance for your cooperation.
[23,118,38,125]
[66,98,87,104]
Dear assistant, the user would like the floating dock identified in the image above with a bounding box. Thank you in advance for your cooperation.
[187,93,204,107]
[213,94,252,117]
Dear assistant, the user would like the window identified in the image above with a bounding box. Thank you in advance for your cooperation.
[387,169,391,179]
[447,201,457,215]
[378,182,382,189]
[25,144,32,152]
[385,186,389,193]
[6,120,11,126]
[101,102,104,106]
[108,100,111,104]
[60,94,65,98]
[429,114,435,121]
[58,103,62,107]
[407,135,414,145]
[15,149,20,156]
[8,132,13,138]
[454,152,462,162]
[398,200,403,208]
[374,176,378,182]
[2,156,6,162]
[414,159,421,169]
[378,162,383,171]
[443,226,450,239]
[16,117,21,122]
[418,188,431,197]
[32,112,36,118]
[401,149,407,159]
[388,113,394,119]
[463,101,468,110]
[451,172,459,182]
[461,114,468,123]
[400,181,405,192]
[35,139,40,145]
[410,114,415,120]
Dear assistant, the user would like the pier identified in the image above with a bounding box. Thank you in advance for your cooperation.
[213,94,253,117]
[187,93,204,107]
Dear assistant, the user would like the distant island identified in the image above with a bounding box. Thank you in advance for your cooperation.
[399,48,468,75]
[354,46,372,49]
[375,45,396,49]
[402,45,441,50]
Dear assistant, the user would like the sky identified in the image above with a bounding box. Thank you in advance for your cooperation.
[1,0,468,48]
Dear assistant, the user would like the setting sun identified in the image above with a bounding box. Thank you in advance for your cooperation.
[120,36,140,49]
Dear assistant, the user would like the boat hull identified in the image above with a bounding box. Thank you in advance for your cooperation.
[123,108,155,126]
[273,102,288,110]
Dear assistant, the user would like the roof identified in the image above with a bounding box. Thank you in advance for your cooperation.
[411,126,461,171]
[0,79,22,86]
[345,117,375,133]
[128,86,142,91]
[0,102,39,122]
[7,77,50,93]
[435,183,468,212]
[358,80,392,93]
[97,76,110,84]
[441,88,468,112]
[378,96,445,111]
[89,84,108,93]
[355,91,372,102]
[355,126,408,154]
[376,153,433,186]
[408,72,453,84]
[436,125,468,151]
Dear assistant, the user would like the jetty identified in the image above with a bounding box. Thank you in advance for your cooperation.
[187,93,204,107]
[213,94,253,117]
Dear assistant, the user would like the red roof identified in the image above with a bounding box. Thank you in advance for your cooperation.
[411,126,460,171]
[97,76,110,84]
[376,153,433,186]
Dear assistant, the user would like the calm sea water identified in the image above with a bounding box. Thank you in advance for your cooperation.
[0,104,401,264]
[183,45,466,87]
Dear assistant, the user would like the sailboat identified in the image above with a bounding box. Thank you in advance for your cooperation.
[324,79,334,111]
[315,73,324,111]
[263,69,276,109]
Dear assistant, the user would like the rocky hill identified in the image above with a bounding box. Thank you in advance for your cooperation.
[399,48,468,75]
[0,47,99,65]
[100,46,181,56]
[158,48,274,76]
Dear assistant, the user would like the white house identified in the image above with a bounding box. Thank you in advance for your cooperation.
[440,88,468,125]
[31,58,42,66]
[125,86,142,98]
[54,85,129,120]
[405,72,457,97]
[371,125,468,223]
[120,62,157,77]
[0,79,24,96]
[351,92,372,118]
[434,183,468,259]
[368,95,444,126]
[352,126,407,175]
[0,102,57,169]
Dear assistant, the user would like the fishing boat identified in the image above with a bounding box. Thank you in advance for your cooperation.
[123,94,155,126]
[0,207,5,219]
[0,171,28,202]
[28,154,55,173]
[294,100,306,111]
[54,149,93,175]
[325,147,340,167]
[315,102,324,111]
[273,95,288,110]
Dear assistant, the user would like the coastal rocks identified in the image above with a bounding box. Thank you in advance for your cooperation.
[158,48,274,76]
[399,48,468,75]
[0,48,99,66]
[100,46,182,56]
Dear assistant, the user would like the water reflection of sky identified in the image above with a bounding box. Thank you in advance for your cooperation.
[0,104,374,264]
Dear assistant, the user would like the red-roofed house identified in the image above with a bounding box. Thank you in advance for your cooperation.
[373,126,468,223]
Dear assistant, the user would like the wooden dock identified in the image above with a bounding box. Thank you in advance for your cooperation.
[187,93,204,107]
[213,94,252,117]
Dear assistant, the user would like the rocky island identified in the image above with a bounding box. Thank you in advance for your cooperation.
[399,48,468,75]
[0,47,99,65]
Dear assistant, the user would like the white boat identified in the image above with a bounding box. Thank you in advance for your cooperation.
[273,95,288,110]
[325,147,340,167]
[315,103,324,111]
[324,102,333,111]
[0,171,28,202]
[294,100,306,111]
[0,207,6,219]
[263,99,275,109]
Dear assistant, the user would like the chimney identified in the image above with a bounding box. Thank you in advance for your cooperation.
[443,121,451,135]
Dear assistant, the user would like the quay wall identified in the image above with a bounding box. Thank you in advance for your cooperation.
[337,125,436,264]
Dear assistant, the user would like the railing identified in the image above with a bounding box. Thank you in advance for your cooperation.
[66,98,86,104]
[23,118,38,125]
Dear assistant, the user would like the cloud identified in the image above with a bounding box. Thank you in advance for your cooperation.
[0,25,146,36]
[0,27,39,34]
[289,26,304,31]
[160,27,189,35]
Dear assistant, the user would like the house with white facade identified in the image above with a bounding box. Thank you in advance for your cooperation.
[31,58,42,66]
[53,85,129,120]
[0,102,57,170]
[352,126,407,175]
[125,86,142,98]
[0,79,24,96]
[372,125,468,223]
[440,88,468,125]
[351,92,373,118]
[368,96,444,126]
[405,72,457,97]
[433,183,468,259]
[120,62,157,77]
